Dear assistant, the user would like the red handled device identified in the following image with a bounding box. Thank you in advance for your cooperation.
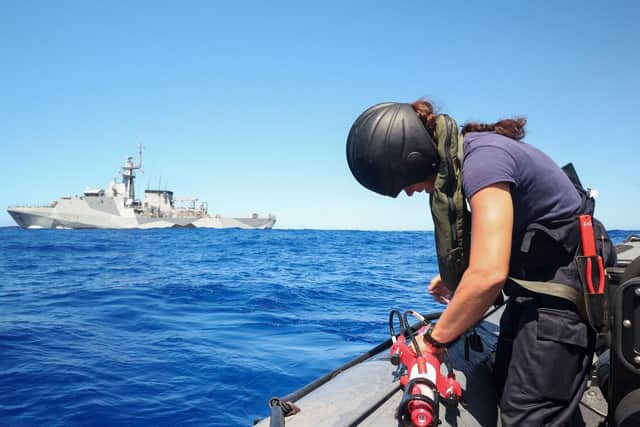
[389,312,462,427]
[578,214,605,294]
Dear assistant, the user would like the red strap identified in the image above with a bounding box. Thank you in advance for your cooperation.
[578,215,596,257]
[578,214,606,294]
[595,255,605,294]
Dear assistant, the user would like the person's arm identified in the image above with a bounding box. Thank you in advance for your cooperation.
[425,182,513,349]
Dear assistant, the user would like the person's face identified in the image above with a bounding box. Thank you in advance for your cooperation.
[403,176,436,196]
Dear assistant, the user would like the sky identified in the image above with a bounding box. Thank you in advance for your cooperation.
[1,1,639,230]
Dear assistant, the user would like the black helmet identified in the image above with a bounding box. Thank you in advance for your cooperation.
[346,102,439,198]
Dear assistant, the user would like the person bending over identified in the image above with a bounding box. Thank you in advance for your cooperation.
[346,99,615,426]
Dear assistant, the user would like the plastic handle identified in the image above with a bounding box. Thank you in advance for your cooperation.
[578,215,596,257]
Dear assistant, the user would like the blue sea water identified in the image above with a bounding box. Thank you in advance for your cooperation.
[1,228,637,426]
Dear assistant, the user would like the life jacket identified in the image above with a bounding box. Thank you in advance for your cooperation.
[429,115,470,295]
[428,119,616,330]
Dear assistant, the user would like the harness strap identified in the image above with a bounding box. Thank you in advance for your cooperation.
[508,277,587,321]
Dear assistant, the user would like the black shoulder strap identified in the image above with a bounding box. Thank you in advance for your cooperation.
[561,163,583,189]
[561,163,594,216]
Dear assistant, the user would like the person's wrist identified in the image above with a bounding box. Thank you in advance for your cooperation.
[423,323,447,350]
[422,336,445,355]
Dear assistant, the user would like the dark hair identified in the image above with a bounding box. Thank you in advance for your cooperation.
[410,99,438,139]
[412,98,527,141]
[461,117,527,141]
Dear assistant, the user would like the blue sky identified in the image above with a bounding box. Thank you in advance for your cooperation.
[2,1,639,230]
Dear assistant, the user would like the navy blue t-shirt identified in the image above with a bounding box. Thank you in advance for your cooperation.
[462,132,581,236]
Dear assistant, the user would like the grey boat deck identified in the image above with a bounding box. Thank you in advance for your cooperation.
[257,306,608,426]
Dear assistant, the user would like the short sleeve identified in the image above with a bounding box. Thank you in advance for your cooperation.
[463,144,517,198]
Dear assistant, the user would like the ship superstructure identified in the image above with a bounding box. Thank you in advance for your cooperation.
[7,147,275,229]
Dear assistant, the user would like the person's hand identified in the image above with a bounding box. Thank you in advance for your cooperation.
[410,330,445,359]
[428,274,452,305]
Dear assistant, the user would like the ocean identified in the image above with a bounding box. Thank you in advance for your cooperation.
[1,228,636,426]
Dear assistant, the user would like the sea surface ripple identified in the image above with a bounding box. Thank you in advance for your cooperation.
[1,228,636,426]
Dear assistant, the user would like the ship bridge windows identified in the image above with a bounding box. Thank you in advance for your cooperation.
[84,189,105,197]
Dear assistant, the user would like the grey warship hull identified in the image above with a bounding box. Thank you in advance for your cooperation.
[7,206,275,229]
[8,147,275,230]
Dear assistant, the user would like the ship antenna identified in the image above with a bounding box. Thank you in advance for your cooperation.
[137,143,144,170]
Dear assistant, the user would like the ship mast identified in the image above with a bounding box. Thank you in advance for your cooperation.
[121,144,143,206]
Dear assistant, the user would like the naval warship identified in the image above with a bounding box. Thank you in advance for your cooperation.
[7,147,276,230]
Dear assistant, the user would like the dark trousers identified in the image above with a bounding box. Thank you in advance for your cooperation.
[493,294,595,427]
